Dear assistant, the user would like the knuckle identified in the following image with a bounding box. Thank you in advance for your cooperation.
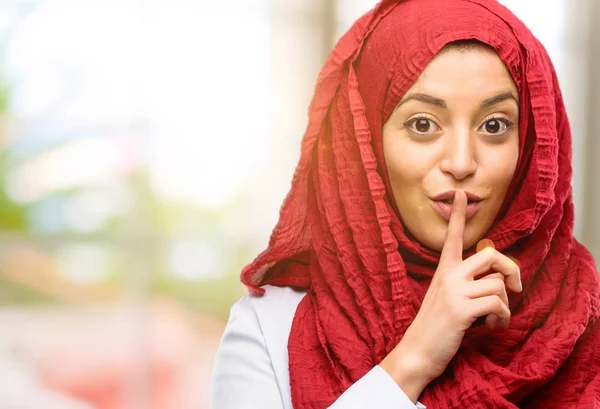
[483,246,496,258]
[494,297,505,311]
[491,280,505,293]
[488,272,504,280]
[514,267,522,280]
[508,259,521,276]
[500,299,511,315]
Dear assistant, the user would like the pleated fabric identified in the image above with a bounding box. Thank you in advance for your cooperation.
[241,0,600,407]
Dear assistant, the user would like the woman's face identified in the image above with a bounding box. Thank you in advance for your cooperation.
[383,46,519,252]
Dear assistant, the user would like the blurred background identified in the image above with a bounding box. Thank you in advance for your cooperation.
[0,0,598,408]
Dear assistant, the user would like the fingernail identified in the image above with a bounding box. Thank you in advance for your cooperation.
[476,238,495,252]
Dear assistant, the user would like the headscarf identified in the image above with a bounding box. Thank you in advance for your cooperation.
[241,0,600,407]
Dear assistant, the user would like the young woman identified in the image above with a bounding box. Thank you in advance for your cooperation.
[210,0,600,407]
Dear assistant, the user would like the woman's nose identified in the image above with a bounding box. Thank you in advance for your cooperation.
[439,128,478,180]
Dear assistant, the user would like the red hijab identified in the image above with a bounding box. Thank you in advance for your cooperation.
[241,0,600,407]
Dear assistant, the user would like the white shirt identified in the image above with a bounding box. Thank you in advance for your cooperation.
[209,285,426,409]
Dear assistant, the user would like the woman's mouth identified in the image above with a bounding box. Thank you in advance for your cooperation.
[432,200,481,220]
[430,190,483,220]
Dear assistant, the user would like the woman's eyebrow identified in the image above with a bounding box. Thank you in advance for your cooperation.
[395,91,518,111]
[480,91,519,108]
[396,93,447,109]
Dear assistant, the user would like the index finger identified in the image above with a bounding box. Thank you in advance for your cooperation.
[440,190,467,266]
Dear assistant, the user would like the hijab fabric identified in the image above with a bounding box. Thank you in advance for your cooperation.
[241,0,600,407]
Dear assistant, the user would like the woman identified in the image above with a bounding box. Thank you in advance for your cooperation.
[210,0,600,408]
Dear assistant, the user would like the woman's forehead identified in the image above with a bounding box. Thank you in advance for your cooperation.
[404,46,519,106]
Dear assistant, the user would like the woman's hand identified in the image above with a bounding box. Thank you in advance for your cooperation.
[380,190,522,402]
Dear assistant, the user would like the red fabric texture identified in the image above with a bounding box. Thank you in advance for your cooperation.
[241,0,600,407]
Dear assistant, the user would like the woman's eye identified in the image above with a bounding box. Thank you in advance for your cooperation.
[479,118,512,135]
[405,118,440,135]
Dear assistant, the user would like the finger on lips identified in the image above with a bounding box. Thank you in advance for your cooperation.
[440,190,468,266]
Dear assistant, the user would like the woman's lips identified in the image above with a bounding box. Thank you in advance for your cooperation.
[432,200,481,220]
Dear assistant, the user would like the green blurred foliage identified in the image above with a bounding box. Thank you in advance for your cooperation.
[0,83,8,113]
[0,275,60,305]
[0,82,28,231]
